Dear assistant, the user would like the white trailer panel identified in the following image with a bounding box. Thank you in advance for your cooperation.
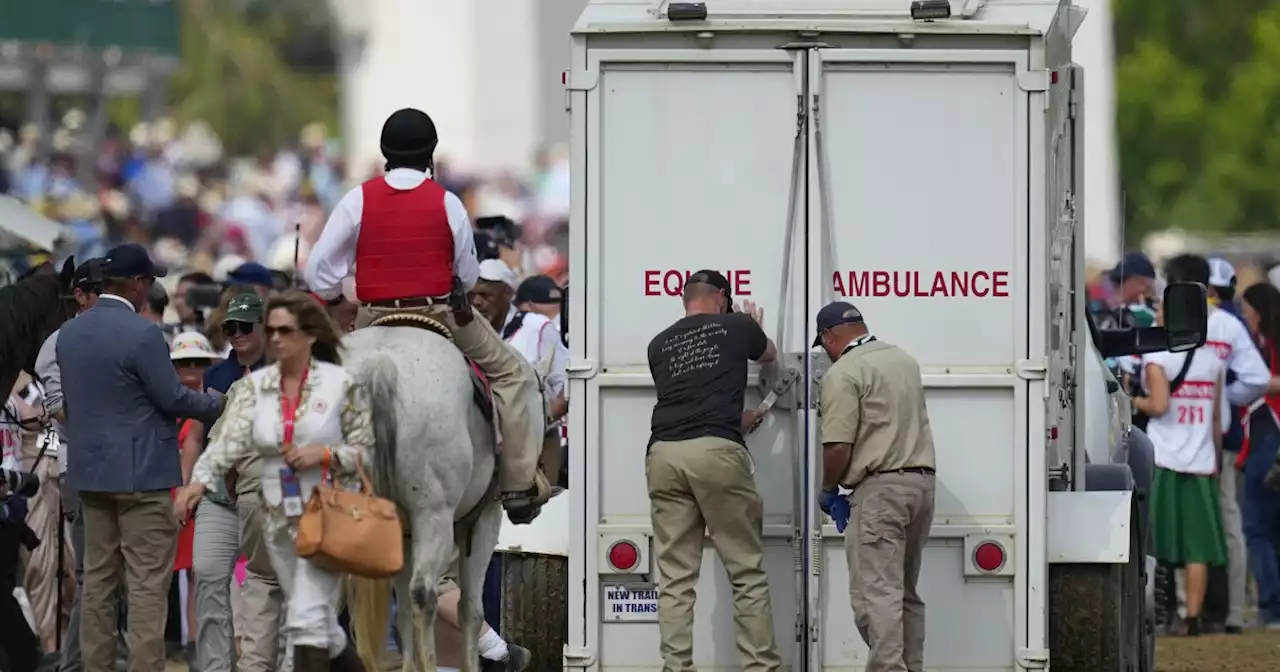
[810,50,1036,671]
[564,3,1123,671]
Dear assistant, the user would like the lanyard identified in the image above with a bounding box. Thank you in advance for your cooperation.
[280,367,309,447]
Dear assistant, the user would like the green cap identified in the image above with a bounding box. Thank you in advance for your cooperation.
[225,292,264,323]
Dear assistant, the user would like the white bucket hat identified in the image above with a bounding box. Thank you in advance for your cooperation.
[170,332,220,362]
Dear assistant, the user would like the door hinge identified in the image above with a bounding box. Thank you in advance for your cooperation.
[565,68,599,92]
[1016,648,1049,668]
[567,359,598,379]
[1016,359,1048,380]
[1017,69,1050,93]
[563,647,597,669]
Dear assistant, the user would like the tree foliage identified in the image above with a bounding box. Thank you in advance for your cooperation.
[163,0,337,155]
[1113,0,1280,241]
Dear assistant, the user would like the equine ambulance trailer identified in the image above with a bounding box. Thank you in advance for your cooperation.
[563,1,1184,669]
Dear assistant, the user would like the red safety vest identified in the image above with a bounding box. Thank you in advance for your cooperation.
[354,177,455,302]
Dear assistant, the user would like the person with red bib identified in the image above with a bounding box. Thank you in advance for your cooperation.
[302,108,550,525]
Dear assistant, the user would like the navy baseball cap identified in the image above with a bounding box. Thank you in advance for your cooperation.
[516,275,563,305]
[684,270,734,313]
[73,258,104,288]
[101,243,168,279]
[812,301,865,346]
[227,262,275,287]
[1109,252,1156,282]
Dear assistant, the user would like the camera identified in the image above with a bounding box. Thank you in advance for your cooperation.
[0,467,39,504]
[0,468,41,552]
[185,283,228,312]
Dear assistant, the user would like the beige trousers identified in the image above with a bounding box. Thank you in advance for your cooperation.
[79,490,179,672]
[21,434,76,653]
[364,304,547,500]
[845,471,936,672]
[236,498,285,672]
[646,437,781,672]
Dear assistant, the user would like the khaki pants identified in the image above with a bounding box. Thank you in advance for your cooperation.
[364,304,547,500]
[646,437,781,672]
[236,498,285,672]
[79,490,178,672]
[846,471,936,672]
[1218,463,1249,627]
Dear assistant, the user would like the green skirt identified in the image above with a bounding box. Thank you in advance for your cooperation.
[1151,467,1228,566]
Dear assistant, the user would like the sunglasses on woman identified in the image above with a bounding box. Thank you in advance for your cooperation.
[265,325,301,337]
[221,321,257,337]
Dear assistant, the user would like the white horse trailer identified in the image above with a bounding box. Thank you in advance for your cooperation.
[562,2,1169,670]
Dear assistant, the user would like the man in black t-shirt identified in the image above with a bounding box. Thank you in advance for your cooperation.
[645,270,782,672]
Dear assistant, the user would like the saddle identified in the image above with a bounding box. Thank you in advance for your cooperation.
[367,311,501,552]
[366,311,496,425]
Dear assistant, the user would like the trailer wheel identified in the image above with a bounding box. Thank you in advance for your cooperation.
[1049,500,1147,671]
[498,551,568,672]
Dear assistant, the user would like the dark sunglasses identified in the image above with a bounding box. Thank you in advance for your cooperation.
[174,359,209,369]
[221,321,258,337]
[265,325,301,337]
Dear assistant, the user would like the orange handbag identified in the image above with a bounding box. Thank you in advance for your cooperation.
[295,458,404,578]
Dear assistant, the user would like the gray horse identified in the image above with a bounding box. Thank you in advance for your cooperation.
[343,326,503,672]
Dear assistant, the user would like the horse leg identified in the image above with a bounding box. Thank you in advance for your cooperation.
[394,562,416,672]
[458,503,503,672]
[409,510,455,672]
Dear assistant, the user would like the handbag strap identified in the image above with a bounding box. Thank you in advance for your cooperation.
[319,452,376,495]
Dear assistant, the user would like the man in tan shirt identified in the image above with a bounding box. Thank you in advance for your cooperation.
[814,301,936,672]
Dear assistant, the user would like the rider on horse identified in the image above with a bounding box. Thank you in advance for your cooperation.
[302,108,550,524]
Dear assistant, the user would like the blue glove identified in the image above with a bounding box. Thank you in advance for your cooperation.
[820,489,850,533]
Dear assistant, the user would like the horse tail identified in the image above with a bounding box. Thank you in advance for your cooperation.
[357,354,400,504]
[349,576,393,672]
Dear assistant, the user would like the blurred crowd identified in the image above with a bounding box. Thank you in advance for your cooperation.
[1,110,576,672]
[0,111,572,321]
[1088,252,1280,636]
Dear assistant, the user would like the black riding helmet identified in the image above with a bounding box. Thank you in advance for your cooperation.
[380,108,438,168]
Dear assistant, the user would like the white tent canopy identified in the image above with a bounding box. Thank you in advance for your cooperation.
[0,195,64,251]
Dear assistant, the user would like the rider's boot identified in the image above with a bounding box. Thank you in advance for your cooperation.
[450,307,552,524]
[539,431,564,493]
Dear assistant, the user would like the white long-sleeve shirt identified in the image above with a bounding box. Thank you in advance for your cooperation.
[1204,307,1270,428]
[34,329,67,474]
[303,168,481,300]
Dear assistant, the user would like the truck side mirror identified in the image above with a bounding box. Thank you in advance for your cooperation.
[1160,282,1209,352]
[1093,282,1209,359]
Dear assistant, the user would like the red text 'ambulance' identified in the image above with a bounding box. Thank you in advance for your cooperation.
[644,270,752,297]
[834,270,1011,298]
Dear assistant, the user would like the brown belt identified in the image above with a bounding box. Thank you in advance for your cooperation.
[877,466,935,476]
[367,296,451,309]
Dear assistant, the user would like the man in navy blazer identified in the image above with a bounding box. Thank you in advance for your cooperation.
[58,243,224,672]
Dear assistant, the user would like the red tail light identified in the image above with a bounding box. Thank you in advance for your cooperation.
[608,540,639,572]
[973,541,1007,573]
